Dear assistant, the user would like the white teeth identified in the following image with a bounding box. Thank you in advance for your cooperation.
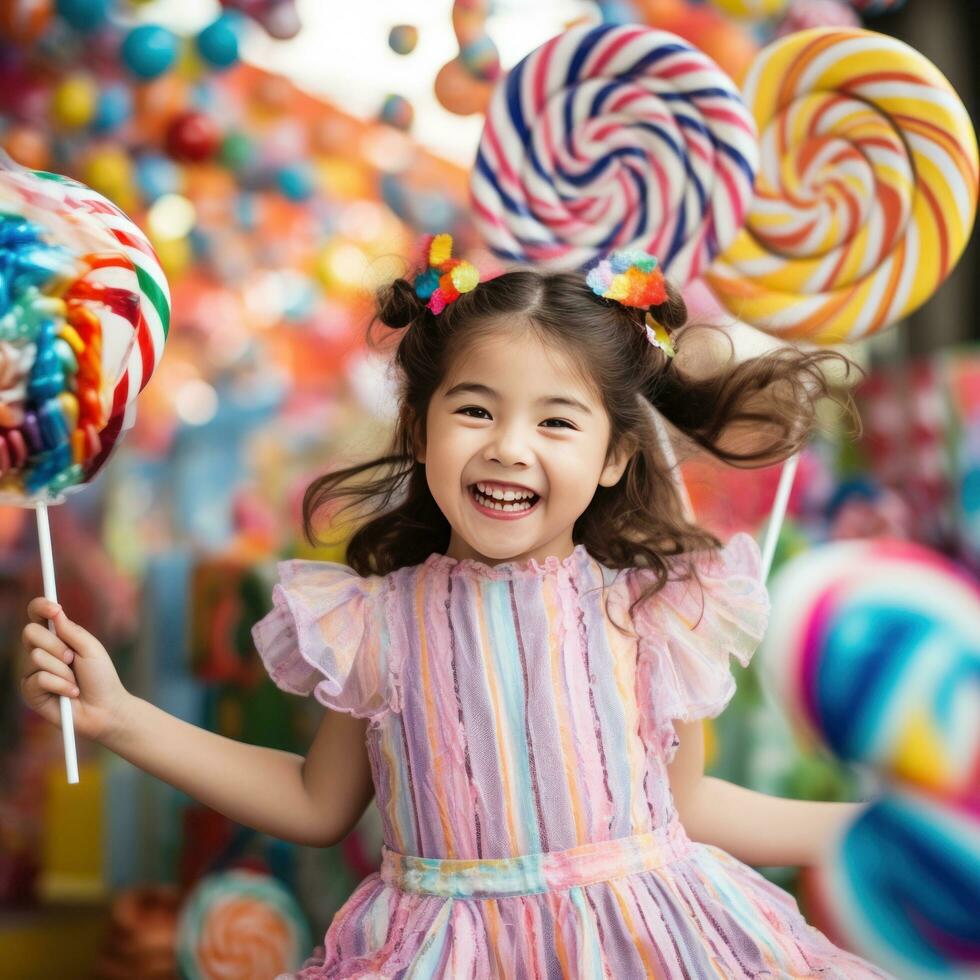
[471,485,535,512]
[475,482,535,501]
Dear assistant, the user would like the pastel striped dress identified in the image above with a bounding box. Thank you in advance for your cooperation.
[253,533,894,979]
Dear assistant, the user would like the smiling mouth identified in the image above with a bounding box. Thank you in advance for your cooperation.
[468,483,540,514]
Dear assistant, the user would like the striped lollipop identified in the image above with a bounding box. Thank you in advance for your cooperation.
[0,158,170,504]
[705,28,979,344]
[471,24,759,282]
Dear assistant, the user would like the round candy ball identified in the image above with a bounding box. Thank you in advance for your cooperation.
[379,94,413,131]
[219,131,258,174]
[195,14,241,70]
[275,162,315,202]
[388,23,418,55]
[121,23,179,80]
[0,0,53,42]
[709,0,788,16]
[434,57,492,116]
[459,34,500,81]
[164,111,221,163]
[51,74,98,128]
[55,0,108,32]
[135,154,182,203]
[91,83,133,134]
[2,125,50,171]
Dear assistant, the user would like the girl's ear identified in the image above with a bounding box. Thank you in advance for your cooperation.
[598,434,636,488]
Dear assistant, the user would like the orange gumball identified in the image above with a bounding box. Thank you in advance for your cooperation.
[434,58,493,117]
[637,1,758,85]
[3,125,50,171]
[634,0,687,18]
[0,0,51,43]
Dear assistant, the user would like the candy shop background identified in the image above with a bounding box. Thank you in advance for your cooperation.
[0,1,977,978]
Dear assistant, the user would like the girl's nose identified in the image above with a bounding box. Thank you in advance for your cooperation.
[484,425,531,468]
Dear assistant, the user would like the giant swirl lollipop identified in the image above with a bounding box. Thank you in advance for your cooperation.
[471,24,759,282]
[760,540,980,977]
[0,154,170,782]
[705,28,979,344]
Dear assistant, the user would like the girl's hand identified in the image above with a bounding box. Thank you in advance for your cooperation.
[19,598,133,744]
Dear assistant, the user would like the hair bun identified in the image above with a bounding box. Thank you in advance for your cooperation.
[377,277,426,329]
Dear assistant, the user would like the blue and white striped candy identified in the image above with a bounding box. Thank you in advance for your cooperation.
[471,24,759,282]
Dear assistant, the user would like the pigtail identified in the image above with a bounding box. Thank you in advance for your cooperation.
[642,283,857,468]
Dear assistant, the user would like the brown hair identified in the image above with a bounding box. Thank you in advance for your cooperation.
[304,267,854,610]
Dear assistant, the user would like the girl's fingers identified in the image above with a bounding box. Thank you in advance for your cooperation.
[51,610,100,659]
[27,648,76,686]
[24,670,79,700]
[22,621,70,660]
[26,597,62,626]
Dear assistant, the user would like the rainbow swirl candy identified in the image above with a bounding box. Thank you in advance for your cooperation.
[705,28,979,344]
[825,790,980,978]
[176,870,312,980]
[762,538,980,800]
[471,24,759,282]
[0,157,170,504]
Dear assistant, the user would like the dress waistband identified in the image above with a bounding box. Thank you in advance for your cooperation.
[380,822,692,899]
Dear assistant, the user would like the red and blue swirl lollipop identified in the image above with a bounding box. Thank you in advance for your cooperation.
[471,23,759,282]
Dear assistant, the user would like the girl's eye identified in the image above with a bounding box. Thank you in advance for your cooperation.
[456,405,575,429]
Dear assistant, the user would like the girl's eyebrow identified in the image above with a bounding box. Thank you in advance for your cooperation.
[443,382,593,415]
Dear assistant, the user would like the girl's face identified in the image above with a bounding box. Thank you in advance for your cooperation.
[421,326,632,566]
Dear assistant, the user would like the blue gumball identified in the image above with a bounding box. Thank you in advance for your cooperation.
[121,24,179,80]
[275,163,315,202]
[196,14,242,70]
[92,83,132,134]
[135,154,181,203]
[56,0,109,32]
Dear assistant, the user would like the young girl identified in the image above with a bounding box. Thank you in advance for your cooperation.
[20,240,895,978]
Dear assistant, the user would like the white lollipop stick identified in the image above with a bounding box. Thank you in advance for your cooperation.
[760,454,800,581]
[652,410,695,522]
[35,503,78,785]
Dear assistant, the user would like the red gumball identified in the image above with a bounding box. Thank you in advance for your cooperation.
[165,111,221,164]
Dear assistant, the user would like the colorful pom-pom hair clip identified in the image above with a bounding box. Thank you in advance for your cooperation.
[585,248,675,358]
[412,233,481,314]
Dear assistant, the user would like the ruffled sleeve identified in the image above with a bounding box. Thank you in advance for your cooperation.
[629,532,770,762]
[251,560,399,720]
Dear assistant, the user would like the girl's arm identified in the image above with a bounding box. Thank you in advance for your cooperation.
[21,599,375,848]
[668,719,861,867]
[104,697,375,848]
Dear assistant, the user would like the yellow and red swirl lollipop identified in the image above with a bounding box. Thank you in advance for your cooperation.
[705,28,979,344]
